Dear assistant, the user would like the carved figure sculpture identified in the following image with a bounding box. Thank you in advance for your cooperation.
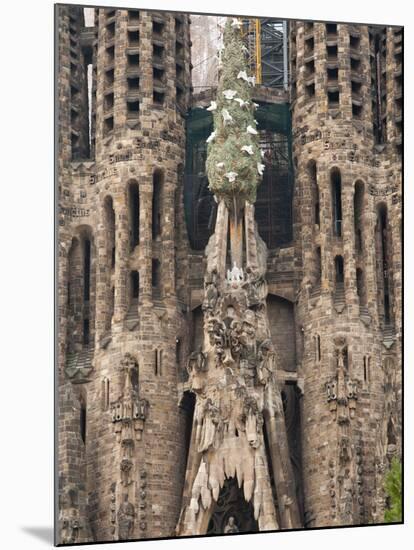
[117,494,135,540]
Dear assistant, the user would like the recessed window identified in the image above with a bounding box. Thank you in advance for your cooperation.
[305,83,315,98]
[152,259,161,288]
[175,17,183,33]
[128,30,139,46]
[127,100,140,116]
[176,41,184,57]
[326,23,337,35]
[127,76,140,90]
[328,90,339,105]
[327,45,338,59]
[327,67,338,81]
[106,22,115,41]
[128,10,140,24]
[105,68,114,86]
[304,37,314,55]
[153,67,165,82]
[352,103,362,118]
[350,35,361,50]
[153,44,164,59]
[104,116,114,135]
[153,90,165,104]
[131,271,139,300]
[104,92,114,112]
[128,53,140,67]
[106,45,115,64]
[153,20,165,35]
[351,57,361,72]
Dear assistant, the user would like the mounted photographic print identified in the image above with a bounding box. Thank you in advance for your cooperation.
[55,2,403,545]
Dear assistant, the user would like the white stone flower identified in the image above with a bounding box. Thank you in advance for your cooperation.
[257,163,265,176]
[216,162,225,168]
[253,102,259,109]
[246,125,258,135]
[241,145,254,155]
[223,89,237,100]
[206,131,216,143]
[225,172,238,183]
[234,97,248,107]
[207,101,217,111]
[237,70,249,82]
[247,75,256,87]
[222,109,233,124]
[231,18,242,29]
[260,150,265,158]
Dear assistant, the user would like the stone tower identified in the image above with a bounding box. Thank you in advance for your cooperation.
[290,21,402,527]
[56,5,192,543]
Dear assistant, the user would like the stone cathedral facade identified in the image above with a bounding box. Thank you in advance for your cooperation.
[56,5,402,545]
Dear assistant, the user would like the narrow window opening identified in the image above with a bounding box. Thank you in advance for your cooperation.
[128,76,139,90]
[175,17,183,34]
[331,169,342,236]
[83,318,90,346]
[105,68,114,86]
[326,23,337,35]
[153,90,165,104]
[152,259,161,290]
[131,271,139,301]
[153,66,165,82]
[327,44,338,60]
[304,37,314,56]
[106,21,115,41]
[153,44,164,60]
[104,116,114,135]
[335,256,344,284]
[128,10,140,24]
[350,57,361,72]
[152,171,163,239]
[328,90,340,105]
[327,67,338,81]
[83,239,91,302]
[129,183,140,249]
[80,404,86,443]
[350,35,361,50]
[356,268,366,307]
[104,92,114,112]
[127,53,140,68]
[106,45,115,64]
[317,335,321,362]
[305,83,315,98]
[316,247,322,286]
[153,20,165,35]
[128,30,139,46]
[354,182,364,253]
[175,338,181,365]
[127,99,140,117]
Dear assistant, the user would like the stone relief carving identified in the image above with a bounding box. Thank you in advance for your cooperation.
[117,494,135,540]
[109,353,149,540]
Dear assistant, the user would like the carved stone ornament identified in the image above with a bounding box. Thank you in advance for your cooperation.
[117,494,135,540]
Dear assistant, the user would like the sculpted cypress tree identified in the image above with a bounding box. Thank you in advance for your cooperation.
[206,18,264,209]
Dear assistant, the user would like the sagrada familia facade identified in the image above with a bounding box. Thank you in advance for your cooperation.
[56,4,402,544]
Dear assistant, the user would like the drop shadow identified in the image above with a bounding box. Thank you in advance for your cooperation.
[21,526,54,544]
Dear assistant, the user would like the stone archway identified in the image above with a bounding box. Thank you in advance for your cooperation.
[207,477,259,535]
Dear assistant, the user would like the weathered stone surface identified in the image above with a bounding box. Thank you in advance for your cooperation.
[56,8,402,543]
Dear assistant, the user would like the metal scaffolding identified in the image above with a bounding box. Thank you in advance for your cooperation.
[241,18,288,89]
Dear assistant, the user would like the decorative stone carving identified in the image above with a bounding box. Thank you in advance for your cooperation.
[117,494,135,540]
[110,353,149,442]
[224,516,239,533]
